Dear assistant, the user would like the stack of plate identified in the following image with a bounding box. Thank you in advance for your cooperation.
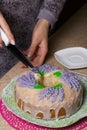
[54,47,87,69]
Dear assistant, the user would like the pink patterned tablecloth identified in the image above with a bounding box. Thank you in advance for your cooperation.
[0,99,87,130]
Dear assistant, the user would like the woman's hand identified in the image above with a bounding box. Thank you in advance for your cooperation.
[0,12,15,47]
[23,19,50,67]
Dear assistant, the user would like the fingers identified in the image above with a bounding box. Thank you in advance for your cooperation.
[21,41,48,67]
[0,12,15,45]
[27,40,38,58]
[27,19,49,58]
[32,48,48,66]
[19,62,27,68]
[0,36,3,47]
[30,41,48,66]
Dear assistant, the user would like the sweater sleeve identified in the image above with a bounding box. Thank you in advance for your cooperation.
[37,0,66,29]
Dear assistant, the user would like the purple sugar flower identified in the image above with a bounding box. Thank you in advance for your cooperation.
[51,89,59,103]
[17,72,36,88]
[38,87,54,100]
[59,87,64,101]
[38,86,64,103]
[46,87,55,99]
[61,71,80,91]
[33,64,58,73]
[32,66,40,73]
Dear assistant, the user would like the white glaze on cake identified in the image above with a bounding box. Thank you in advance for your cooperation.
[14,64,83,120]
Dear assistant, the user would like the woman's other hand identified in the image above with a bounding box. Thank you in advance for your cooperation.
[0,12,15,47]
[25,19,50,66]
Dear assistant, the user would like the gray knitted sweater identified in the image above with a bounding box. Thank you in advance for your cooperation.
[0,0,66,78]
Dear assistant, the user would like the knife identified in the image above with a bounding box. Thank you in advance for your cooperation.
[0,28,34,68]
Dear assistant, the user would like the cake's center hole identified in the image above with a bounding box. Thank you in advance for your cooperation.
[38,72,60,88]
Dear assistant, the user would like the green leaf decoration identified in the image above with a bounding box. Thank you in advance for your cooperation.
[53,71,62,77]
[39,71,45,76]
[34,83,44,89]
[54,83,62,89]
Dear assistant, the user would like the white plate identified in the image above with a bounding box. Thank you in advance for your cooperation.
[54,47,87,69]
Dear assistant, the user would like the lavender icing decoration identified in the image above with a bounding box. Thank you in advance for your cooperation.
[39,86,64,103]
[51,89,59,103]
[39,87,54,100]
[61,71,80,91]
[17,72,36,88]
[32,64,58,73]
[59,87,64,101]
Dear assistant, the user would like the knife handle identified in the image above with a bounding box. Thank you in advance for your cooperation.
[0,28,34,68]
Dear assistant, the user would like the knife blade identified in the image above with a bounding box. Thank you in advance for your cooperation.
[0,28,34,68]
